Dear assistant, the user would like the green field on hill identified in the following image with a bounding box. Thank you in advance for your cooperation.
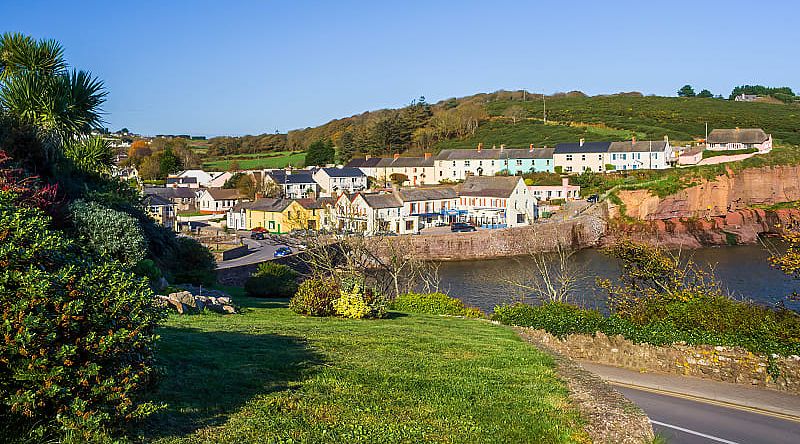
[203,151,305,170]
[139,290,586,443]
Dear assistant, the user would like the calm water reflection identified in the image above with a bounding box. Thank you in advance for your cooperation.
[436,244,800,313]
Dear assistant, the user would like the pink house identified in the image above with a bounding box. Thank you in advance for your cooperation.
[527,178,581,201]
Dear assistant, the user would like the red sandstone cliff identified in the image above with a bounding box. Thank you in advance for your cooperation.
[609,165,800,248]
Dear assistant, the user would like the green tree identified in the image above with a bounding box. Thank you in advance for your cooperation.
[63,135,115,174]
[159,147,182,176]
[503,104,528,124]
[697,89,713,98]
[304,139,335,166]
[337,130,355,163]
[677,84,696,97]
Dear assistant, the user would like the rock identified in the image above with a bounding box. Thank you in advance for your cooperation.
[169,291,197,308]
[222,305,236,314]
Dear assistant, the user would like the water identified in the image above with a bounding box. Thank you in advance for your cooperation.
[436,244,800,313]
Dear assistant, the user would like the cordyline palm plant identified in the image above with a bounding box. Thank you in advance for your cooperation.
[0,32,106,167]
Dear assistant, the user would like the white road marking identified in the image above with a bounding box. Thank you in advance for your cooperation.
[650,420,741,444]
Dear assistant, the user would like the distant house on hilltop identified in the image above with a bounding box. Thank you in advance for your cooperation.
[707,128,772,153]
[734,94,759,102]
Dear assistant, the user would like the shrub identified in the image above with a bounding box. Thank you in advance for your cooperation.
[168,236,217,285]
[68,199,147,268]
[289,276,340,316]
[245,262,299,298]
[392,292,483,317]
[491,302,605,337]
[334,280,387,319]
[0,190,164,441]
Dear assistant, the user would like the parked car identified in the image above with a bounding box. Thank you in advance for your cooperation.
[374,231,398,237]
[250,228,267,240]
[450,222,476,232]
[434,220,448,227]
[587,194,599,204]
[273,246,293,258]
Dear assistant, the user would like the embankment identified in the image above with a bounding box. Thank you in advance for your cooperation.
[609,165,800,248]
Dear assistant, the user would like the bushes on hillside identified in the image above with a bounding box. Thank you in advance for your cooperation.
[391,292,484,318]
[0,190,164,441]
[245,262,299,298]
[289,276,388,319]
[168,236,217,286]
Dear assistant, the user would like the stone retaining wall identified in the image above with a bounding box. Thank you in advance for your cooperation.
[521,328,800,395]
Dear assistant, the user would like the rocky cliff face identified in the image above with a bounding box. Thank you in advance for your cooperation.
[617,165,800,220]
[608,165,800,248]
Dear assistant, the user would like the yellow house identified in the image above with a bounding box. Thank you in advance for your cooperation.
[245,198,324,233]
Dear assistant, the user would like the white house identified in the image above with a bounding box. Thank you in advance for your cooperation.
[207,171,233,188]
[197,188,245,214]
[607,138,672,171]
[395,187,459,227]
[313,167,368,196]
[707,128,772,153]
[227,201,252,230]
[177,170,216,187]
[434,147,508,181]
[553,140,611,173]
[266,170,319,198]
[528,177,581,201]
[457,176,537,228]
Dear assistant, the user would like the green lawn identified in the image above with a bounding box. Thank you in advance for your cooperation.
[203,151,306,170]
[136,290,586,443]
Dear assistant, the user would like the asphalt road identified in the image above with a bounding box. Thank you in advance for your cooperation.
[216,237,290,269]
[616,386,800,444]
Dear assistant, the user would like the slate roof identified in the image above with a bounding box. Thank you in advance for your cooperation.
[502,147,555,159]
[553,141,612,154]
[458,176,522,198]
[144,187,197,200]
[436,149,506,160]
[319,167,366,177]
[248,198,294,212]
[383,157,434,167]
[608,140,669,153]
[267,170,316,184]
[204,188,244,200]
[397,187,458,202]
[166,176,197,184]
[360,193,402,209]
[345,157,383,168]
[295,197,334,210]
[707,128,769,144]
[143,194,173,207]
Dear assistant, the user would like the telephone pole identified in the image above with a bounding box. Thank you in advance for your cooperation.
[542,94,547,124]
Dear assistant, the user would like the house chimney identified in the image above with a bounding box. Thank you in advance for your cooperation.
[579,138,585,146]
[529,143,534,152]
[286,169,292,176]
[255,193,263,199]
[631,135,636,144]
[663,135,669,142]
[424,152,432,160]
[500,144,505,151]
[393,153,400,160]
[562,177,569,187]
[365,154,371,160]
[477,142,483,152]
[735,127,740,132]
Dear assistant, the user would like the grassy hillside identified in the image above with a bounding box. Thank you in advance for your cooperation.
[139,291,586,443]
[202,151,305,170]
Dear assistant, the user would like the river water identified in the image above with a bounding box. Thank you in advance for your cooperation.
[436,243,800,313]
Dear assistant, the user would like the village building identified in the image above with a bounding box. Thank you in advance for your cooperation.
[143,194,177,231]
[707,128,772,153]
[607,138,672,171]
[345,156,383,179]
[528,177,581,201]
[265,170,319,198]
[177,169,217,187]
[197,188,245,214]
[457,176,537,228]
[503,146,556,174]
[312,167,368,196]
[207,171,234,188]
[434,147,508,181]
[166,176,199,188]
[372,154,436,186]
[553,140,611,173]
[144,186,198,211]
[240,198,318,233]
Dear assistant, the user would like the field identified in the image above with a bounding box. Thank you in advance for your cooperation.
[202,151,305,171]
[137,289,586,443]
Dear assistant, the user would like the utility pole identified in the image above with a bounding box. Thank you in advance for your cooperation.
[542,94,547,124]
[705,122,708,143]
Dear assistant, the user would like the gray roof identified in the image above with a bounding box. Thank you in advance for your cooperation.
[707,128,769,144]
[458,176,522,198]
[436,149,504,160]
[502,147,555,159]
[267,170,316,184]
[360,193,402,209]
[608,140,669,153]
[384,156,434,167]
[345,157,382,168]
[204,188,244,200]
[554,141,612,154]
[144,186,197,200]
[166,176,197,184]
[143,194,173,207]
[248,198,293,212]
[320,167,366,178]
[398,187,458,202]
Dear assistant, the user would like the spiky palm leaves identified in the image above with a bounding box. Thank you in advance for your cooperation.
[0,32,106,167]
[64,136,115,175]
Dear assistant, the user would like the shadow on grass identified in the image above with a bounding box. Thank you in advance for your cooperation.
[134,326,320,441]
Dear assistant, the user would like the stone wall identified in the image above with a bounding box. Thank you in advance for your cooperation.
[370,214,607,261]
[521,328,800,395]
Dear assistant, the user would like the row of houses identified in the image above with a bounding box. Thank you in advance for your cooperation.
[345,128,772,185]
[226,175,538,235]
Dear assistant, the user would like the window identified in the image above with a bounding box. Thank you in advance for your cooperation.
[479,161,482,166]
[621,153,627,160]
[581,154,586,161]
[565,166,573,172]
[598,154,603,160]
[611,153,617,160]
[566,155,573,161]
[452,161,456,167]
[516,160,523,166]
[405,220,414,231]
[464,160,470,167]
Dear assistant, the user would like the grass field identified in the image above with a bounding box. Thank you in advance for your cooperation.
[202,151,305,170]
[136,289,586,443]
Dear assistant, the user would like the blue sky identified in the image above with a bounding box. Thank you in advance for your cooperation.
[3,0,798,136]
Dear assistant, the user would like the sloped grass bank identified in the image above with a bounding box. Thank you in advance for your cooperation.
[138,292,588,443]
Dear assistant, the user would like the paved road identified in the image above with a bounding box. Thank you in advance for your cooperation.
[216,237,289,269]
[617,386,800,444]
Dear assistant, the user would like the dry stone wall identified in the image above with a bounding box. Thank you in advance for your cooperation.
[522,328,800,395]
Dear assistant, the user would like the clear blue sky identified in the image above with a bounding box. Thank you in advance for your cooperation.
[3,0,798,136]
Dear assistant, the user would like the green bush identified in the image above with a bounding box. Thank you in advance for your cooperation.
[245,262,299,298]
[0,190,164,441]
[168,236,217,285]
[68,199,147,268]
[492,302,605,337]
[334,281,388,319]
[289,276,340,316]
[392,292,483,317]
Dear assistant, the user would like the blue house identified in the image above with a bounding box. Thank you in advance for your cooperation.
[502,147,556,174]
